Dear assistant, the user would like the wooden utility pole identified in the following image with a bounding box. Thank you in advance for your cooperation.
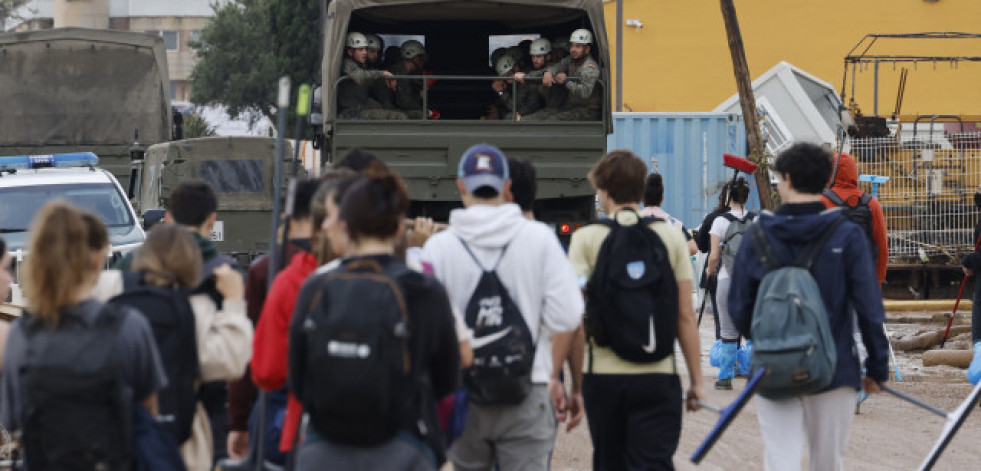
[719,0,775,209]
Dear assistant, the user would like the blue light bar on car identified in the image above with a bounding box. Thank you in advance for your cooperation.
[0,152,99,171]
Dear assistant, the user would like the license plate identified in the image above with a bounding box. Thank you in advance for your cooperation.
[210,221,224,242]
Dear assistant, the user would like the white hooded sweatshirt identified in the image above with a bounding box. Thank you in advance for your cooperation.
[421,203,583,383]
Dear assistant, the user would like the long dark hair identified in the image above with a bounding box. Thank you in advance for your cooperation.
[728,177,751,205]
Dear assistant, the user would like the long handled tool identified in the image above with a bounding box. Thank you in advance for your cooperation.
[884,324,903,382]
[881,383,981,471]
[940,230,981,347]
[690,368,768,464]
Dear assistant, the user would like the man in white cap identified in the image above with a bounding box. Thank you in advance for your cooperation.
[525,29,601,121]
[339,32,404,120]
[388,39,429,119]
[421,144,583,471]
[491,53,543,121]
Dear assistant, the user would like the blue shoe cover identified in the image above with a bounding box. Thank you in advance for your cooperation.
[735,340,753,376]
[968,342,981,385]
[716,342,738,380]
[709,340,724,368]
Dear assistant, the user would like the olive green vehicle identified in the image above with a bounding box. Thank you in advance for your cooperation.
[0,27,177,189]
[133,137,302,263]
[320,0,612,228]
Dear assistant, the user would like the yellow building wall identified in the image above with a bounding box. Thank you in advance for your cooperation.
[604,0,981,117]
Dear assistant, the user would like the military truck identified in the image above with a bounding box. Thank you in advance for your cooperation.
[134,137,300,263]
[320,0,612,230]
[0,27,178,189]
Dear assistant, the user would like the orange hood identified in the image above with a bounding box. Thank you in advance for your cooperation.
[830,153,859,190]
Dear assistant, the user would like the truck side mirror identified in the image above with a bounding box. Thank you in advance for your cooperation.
[143,209,166,230]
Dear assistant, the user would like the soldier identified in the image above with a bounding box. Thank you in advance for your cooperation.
[388,40,429,119]
[338,32,405,120]
[525,29,601,121]
[365,34,384,68]
[514,38,567,119]
[491,54,543,121]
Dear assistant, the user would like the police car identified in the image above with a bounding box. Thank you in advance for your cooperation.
[0,153,145,311]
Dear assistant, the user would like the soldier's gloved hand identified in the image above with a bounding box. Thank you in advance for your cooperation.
[491,80,506,93]
[542,71,554,87]
[555,73,567,85]
[513,72,526,83]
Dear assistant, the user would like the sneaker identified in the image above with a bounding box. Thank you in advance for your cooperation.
[714,379,732,390]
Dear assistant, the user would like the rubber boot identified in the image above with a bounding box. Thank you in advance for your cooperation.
[709,339,724,368]
[968,342,981,385]
[715,341,738,390]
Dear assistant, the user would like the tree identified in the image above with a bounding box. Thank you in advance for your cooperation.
[1,0,33,29]
[190,0,320,127]
[183,112,217,138]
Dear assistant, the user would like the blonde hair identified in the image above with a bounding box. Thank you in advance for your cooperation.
[23,201,107,328]
[132,224,202,288]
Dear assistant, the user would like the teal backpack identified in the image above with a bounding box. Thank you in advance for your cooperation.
[747,216,844,399]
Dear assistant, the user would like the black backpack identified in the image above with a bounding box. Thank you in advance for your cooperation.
[21,304,132,471]
[586,214,678,363]
[458,238,536,405]
[109,272,199,444]
[298,258,414,446]
[823,189,877,262]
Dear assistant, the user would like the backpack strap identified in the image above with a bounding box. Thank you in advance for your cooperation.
[858,192,873,206]
[823,188,846,206]
[455,235,511,272]
[794,216,847,269]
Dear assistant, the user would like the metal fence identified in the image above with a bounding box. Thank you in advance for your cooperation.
[851,130,981,264]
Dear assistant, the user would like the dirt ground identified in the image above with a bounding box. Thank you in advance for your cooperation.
[549,312,981,471]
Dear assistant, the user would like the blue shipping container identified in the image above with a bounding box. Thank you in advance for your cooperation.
[607,112,757,229]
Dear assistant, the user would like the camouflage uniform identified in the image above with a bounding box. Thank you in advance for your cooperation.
[338,57,407,120]
[389,60,426,120]
[519,67,567,120]
[523,55,601,121]
[497,80,543,120]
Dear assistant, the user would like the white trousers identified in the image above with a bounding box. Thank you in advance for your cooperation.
[755,387,856,471]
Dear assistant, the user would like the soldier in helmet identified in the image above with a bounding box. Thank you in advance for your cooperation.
[338,32,405,120]
[491,53,543,121]
[388,40,429,119]
[364,34,384,68]
[525,29,602,121]
[514,38,567,119]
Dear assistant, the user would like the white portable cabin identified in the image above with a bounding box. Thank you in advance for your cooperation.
[714,61,843,155]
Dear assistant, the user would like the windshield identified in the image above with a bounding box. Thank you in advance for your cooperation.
[200,159,265,194]
[0,183,135,232]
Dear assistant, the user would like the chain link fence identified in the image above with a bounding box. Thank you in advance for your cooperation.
[851,130,981,265]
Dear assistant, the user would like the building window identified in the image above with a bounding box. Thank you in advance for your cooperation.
[170,81,178,100]
[147,30,179,51]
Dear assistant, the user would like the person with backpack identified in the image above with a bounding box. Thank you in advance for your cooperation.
[961,185,981,384]
[728,142,890,471]
[92,223,252,471]
[250,174,359,461]
[289,167,460,470]
[567,149,703,470]
[1,202,168,471]
[821,152,888,284]
[705,177,754,390]
[695,183,731,341]
[421,144,583,470]
[128,180,244,465]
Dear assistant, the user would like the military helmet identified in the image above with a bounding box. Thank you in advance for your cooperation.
[490,47,507,67]
[495,54,516,76]
[530,38,551,56]
[401,40,426,59]
[346,32,368,49]
[570,29,593,45]
[365,34,383,50]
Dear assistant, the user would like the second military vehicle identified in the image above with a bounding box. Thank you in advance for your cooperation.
[319,0,612,231]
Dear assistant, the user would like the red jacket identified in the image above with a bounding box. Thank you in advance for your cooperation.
[228,242,308,432]
[822,153,889,283]
[251,251,318,452]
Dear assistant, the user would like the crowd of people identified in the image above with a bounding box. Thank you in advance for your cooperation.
[0,141,918,471]
[338,29,603,122]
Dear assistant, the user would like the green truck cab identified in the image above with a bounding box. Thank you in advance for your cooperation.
[133,137,301,263]
[320,0,611,229]
[0,27,178,189]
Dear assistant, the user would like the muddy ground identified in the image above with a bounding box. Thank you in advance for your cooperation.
[550,311,981,471]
